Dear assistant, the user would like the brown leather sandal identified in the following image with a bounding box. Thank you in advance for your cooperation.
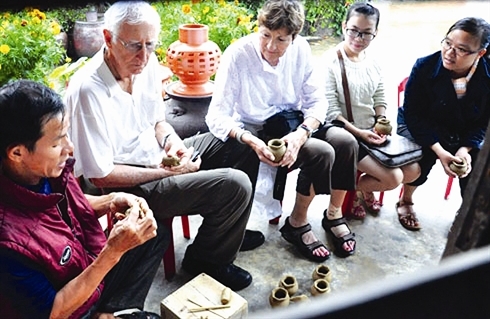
[396,201,421,231]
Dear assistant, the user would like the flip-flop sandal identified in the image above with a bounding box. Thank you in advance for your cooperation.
[280,217,330,262]
[321,212,356,258]
[396,201,421,231]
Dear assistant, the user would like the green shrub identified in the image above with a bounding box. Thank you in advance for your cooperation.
[303,0,356,36]
[0,8,67,87]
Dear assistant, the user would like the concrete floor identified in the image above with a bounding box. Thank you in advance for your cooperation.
[144,167,462,316]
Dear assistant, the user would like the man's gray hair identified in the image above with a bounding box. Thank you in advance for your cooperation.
[104,1,161,36]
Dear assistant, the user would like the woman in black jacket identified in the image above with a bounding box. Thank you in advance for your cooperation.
[397,17,490,230]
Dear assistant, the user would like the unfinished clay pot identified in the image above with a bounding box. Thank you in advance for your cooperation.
[290,294,310,303]
[161,155,180,166]
[267,139,286,163]
[312,264,332,282]
[279,275,298,296]
[269,287,290,308]
[449,157,468,176]
[374,118,392,135]
[311,278,331,296]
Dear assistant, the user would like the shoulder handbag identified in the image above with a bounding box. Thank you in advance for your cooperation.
[337,50,423,168]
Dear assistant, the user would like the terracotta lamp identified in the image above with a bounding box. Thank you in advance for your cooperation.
[166,24,221,97]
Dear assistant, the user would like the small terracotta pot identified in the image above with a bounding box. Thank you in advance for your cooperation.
[312,264,332,282]
[269,287,290,308]
[279,275,298,296]
[311,278,331,296]
[267,139,286,163]
[449,157,468,176]
[374,118,392,135]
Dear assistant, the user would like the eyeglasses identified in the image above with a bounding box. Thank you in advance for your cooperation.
[441,38,479,57]
[345,28,376,41]
[112,33,159,53]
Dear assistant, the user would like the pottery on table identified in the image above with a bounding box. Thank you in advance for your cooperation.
[312,264,332,282]
[267,138,286,163]
[310,278,331,296]
[449,157,468,176]
[374,118,393,135]
[279,275,298,296]
[269,287,290,308]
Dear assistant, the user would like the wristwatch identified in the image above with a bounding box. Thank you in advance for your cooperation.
[298,124,313,138]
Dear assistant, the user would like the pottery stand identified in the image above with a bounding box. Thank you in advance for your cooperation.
[164,94,211,139]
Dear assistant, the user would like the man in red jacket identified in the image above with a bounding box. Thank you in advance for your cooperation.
[0,79,164,318]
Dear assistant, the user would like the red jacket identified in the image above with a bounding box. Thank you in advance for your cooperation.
[0,158,107,318]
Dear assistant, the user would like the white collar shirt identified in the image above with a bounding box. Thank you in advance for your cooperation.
[64,48,166,178]
[206,33,328,141]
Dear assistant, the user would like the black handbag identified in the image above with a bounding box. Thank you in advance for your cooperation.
[359,135,423,168]
[337,49,423,168]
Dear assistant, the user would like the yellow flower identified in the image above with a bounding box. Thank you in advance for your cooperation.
[202,6,210,14]
[32,17,41,25]
[235,0,239,5]
[1,21,9,28]
[65,57,72,63]
[50,21,61,35]
[253,26,259,33]
[182,4,191,14]
[218,0,225,6]
[231,38,237,44]
[237,15,251,25]
[0,44,10,54]
[3,13,10,19]
[209,16,218,23]
[49,82,55,89]
[155,47,164,56]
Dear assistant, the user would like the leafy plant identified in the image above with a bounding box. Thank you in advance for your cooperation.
[47,56,88,95]
[151,0,257,63]
[0,8,67,87]
[303,0,356,36]
[44,5,86,34]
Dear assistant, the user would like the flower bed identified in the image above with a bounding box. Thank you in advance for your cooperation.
[0,8,66,87]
